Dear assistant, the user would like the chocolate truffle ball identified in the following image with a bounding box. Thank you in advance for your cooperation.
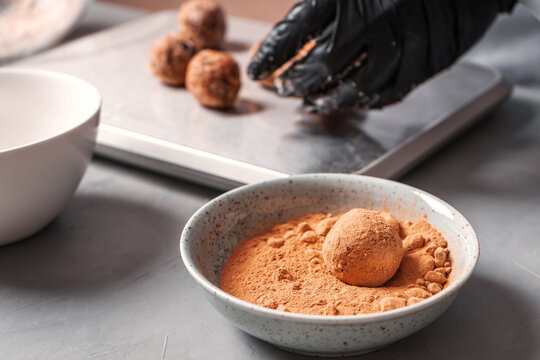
[186,49,240,108]
[178,0,226,49]
[378,210,401,236]
[148,31,196,86]
[322,209,403,287]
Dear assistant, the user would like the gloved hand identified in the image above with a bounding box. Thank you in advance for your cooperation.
[248,0,516,114]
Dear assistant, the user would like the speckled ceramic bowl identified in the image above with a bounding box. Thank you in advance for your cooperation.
[180,174,479,356]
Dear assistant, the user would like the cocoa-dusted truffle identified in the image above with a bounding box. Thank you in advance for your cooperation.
[322,209,403,287]
[186,49,240,108]
[148,31,196,86]
[178,0,226,49]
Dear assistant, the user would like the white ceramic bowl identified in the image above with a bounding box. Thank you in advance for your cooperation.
[180,174,479,356]
[0,69,100,245]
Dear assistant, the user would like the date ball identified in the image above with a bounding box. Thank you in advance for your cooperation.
[148,31,196,86]
[186,49,240,108]
[322,209,404,287]
[178,0,226,49]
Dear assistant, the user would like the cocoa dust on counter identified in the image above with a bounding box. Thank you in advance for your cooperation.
[220,210,452,316]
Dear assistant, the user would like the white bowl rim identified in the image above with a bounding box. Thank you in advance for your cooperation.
[0,68,102,155]
[180,173,479,324]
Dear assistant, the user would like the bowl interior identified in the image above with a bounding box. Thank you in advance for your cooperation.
[0,69,101,152]
[183,174,478,301]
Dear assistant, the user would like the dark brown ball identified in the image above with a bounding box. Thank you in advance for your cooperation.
[186,49,240,108]
[148,31,196,86]
[178,0,226,50]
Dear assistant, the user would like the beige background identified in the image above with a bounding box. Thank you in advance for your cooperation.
[104,0,297,22]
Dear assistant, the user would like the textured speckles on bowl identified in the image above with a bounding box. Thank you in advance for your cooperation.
[180,174,479,356]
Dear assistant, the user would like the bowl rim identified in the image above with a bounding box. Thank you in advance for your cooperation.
[180,173,479,324]
[0,68,102,155]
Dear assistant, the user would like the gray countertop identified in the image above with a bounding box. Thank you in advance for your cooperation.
[1,2,539,359]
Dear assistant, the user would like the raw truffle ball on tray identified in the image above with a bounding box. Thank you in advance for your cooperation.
[148,31,196,86]
[178,0,226,49]
[186,49,241,108]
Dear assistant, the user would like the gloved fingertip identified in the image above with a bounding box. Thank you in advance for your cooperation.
[304,104,319,114]
[301,97,320,113]
[274,77,300,97]
[303,96,335,115]
[247,60,263,80]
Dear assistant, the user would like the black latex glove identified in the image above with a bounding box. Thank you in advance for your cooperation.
[248,0,516,114]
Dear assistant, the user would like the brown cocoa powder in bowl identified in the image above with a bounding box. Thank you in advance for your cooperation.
[219,210,452,315]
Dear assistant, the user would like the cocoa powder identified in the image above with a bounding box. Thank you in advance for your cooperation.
[220,210,452,315]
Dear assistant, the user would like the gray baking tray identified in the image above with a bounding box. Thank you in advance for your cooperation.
[11,11,511,190]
